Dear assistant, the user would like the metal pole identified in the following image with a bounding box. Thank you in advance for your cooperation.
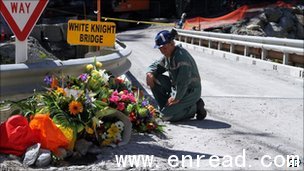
[283,53,289,65]
[15,39,27,64]
[97,0,101,21]
[97,0,101,51]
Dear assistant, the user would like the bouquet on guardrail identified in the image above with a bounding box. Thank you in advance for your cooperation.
[5,59,164,156]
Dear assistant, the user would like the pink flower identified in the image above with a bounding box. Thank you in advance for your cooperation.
[109,95,119,104]
[112,90,119,96]
[121,94,129,102]
[128,93,136,102]
[117,102,125,111]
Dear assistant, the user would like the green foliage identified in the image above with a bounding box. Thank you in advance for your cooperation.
[9,60,165,146]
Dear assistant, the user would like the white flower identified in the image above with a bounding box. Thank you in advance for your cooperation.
[90,96,96,102]
[115,133,122,141]
[92,117,102,127]
[88,91,97,102]
[155,118,163,125]
[102,132,107,139]
[64,88,81,98]
[99,69,110,83]
[115,121,124,131]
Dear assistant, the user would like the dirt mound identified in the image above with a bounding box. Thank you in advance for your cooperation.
[0,37,58,64]
[205,5,304,39]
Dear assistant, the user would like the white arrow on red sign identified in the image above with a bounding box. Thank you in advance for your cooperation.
[0,0,48,41]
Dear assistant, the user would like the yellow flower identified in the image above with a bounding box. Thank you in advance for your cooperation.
[91,70,100,77]
[86,64,94,71]
[147,105,154,112]
[56,124,76,150]
[107,124,120,138]
[96,61,103,68]
[85,126,94,134]
[102,138,113,146]
[56,87,66,96]
[69,101,83,115]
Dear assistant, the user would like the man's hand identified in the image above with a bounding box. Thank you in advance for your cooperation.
[167,97,180,106]
[146,72,155,88]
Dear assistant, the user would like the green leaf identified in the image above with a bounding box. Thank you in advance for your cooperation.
[77,124,85,133]
[138,108,148,117]
[126,104,134,113]
[94,100,108,107]
[95,107,117,119]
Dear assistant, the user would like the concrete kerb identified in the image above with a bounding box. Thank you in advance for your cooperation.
[177,41,304,79]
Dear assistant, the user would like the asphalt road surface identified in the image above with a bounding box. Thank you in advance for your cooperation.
[116,25,304,170]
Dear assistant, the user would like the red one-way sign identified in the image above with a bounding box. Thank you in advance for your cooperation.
[0,0,48,41]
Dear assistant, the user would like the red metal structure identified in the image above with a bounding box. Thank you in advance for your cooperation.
[112,0,150,12]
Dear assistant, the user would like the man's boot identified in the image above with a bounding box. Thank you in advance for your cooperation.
[196,98,207,120]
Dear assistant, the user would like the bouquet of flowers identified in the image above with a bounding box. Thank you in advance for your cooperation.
[126,97,164,133]
[99,120,124,146]
[10,59,164,151]
[107,89,164,133]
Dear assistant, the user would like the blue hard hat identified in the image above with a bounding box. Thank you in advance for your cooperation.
[154,30,173,48]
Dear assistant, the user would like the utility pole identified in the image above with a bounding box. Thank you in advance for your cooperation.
[96,0,101,51]
[97,0,101,21]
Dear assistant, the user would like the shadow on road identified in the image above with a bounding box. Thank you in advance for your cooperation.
[98,133,220,161]
[174,119,231,129]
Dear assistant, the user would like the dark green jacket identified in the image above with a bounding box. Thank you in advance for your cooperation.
[148,46,201,100]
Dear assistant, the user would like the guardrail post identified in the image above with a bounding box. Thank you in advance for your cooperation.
[218,42,222,50]
[283,53,289,65]
[261,48,267,60]
[191,38,194,44]
[199,39,202,46]
[244,46,249,56]
[230,44,234,53]
[208,40,211,48]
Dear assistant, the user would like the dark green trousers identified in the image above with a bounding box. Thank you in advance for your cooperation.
[151,75,201,122]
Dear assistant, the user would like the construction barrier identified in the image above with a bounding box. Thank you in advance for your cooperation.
[183,1,295,30]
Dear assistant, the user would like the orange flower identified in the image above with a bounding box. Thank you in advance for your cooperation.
[51,76,59,89]
[69,101,83,115]
[56,87,66,96]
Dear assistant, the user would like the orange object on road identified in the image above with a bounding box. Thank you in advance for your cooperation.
[0,115,40,156]
[29,114,68,155]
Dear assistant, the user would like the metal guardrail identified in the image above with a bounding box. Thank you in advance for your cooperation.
[175,29,304,66]
[0,40,132,100]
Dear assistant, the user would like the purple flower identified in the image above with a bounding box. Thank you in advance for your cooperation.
[44,75,52,85]
[141,100,148,107]
[85,90,92,107]
[79,73,88,81]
